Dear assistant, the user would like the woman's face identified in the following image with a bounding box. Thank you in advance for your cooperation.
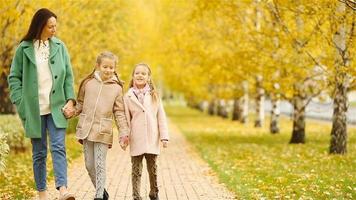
[41,16,56,40]
[133,65,150,88]
[97,57,115,81]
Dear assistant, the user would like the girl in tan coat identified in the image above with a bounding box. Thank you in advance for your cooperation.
[74,51,129,200]
[121,63,169,200]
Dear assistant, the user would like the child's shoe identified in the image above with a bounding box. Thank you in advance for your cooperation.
[149,195,159,200]
[103,189,109,200]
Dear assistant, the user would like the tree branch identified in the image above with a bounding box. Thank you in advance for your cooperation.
[338,0,356,10]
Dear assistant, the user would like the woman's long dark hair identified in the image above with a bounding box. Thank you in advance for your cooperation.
[21,8,57,42]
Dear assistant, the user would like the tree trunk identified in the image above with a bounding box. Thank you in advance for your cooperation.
[208,99,216,115]
[0,73,15,114]
[290,93,306,144]
[217,99,228,119]
[330,1,348,154]
[254,75,265,127]
[187,97,198,109]
[289,3,306,144]
[232,98,242,121]
[241,81,249,123]
[198,100,207,113]
[330,82,348,154]
[270,90,280,134]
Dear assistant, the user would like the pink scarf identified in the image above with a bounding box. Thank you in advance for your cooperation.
[132,84,151,104]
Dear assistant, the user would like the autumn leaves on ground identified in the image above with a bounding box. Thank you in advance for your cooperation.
[1,104,355,199]
[167,105,356,199]
[0,0,355,199]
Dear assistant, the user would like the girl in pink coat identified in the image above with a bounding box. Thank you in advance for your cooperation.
[121,63,169,200]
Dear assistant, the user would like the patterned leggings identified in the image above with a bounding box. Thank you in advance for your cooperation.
[83,140,108,198]
[131,154,158,200]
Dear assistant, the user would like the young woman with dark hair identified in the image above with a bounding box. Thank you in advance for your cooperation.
[8,8,76,200]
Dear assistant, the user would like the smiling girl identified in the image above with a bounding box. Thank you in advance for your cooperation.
[121,63,169,200]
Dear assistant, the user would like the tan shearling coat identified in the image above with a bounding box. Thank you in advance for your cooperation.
[75,72,129,145]
[124,88,169,156]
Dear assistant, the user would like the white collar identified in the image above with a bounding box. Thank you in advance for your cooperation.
[33,39,49,49]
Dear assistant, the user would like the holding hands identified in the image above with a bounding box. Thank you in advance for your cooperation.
[62,100,75,119]
[119,135,129,150]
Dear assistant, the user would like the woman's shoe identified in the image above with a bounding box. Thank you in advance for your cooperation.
[59,192,75,200]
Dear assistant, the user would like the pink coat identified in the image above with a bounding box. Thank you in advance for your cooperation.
[124,88,169,156]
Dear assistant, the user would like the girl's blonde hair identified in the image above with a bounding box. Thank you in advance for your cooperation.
[129,63,159,103]
[78,51,123,93]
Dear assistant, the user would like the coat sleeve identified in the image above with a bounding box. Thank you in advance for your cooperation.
[7,45,24,105]
[157,99,169,140]
[74,81,85,116]
[62,43,76,102]
[113,87,130,137]
[123,96,132,132]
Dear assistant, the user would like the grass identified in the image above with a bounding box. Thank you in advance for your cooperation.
[166,105,356,199]
[0,133,82,199]
[350,101,356,107]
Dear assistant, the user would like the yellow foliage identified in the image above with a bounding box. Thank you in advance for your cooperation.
[1,0,354,100]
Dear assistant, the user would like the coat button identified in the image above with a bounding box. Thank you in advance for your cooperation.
[51,60,55,64]
[54,75,58,79]
[52,90,55,94]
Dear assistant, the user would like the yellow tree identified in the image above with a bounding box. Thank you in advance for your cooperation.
[0,0,33,113]
[268,0,330,144]
[1,0,132,103]
[322,1,355,154]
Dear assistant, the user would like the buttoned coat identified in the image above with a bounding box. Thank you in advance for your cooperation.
[75,73,129,145]
[7,37,75,138]
[123,88,169,156]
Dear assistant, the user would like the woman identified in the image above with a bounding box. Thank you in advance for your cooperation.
[8,8,76,200]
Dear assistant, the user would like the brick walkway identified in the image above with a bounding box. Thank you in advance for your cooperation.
[43,122,236,200]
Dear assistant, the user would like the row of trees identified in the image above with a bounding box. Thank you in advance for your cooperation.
[156,0,355,154]
[0,0,146,112]
[0,0,355,155]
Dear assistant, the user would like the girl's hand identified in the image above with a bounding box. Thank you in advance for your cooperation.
[62,100,75,118]
[161,140,168,148]
[119,136,129,150]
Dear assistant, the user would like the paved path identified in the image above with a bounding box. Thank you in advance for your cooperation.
[43,121,236,200]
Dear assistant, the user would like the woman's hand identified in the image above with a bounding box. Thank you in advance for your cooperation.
[62,100,75,118]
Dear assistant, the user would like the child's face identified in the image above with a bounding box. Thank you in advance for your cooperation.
[97,58,115,81]
[133,65,150,88]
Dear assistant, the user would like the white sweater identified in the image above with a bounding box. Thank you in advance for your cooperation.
[34,40,53,115]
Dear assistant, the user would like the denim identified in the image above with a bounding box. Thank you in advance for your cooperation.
[31,114,67,191]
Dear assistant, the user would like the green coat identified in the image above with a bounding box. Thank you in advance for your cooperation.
[7,37,75,138]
